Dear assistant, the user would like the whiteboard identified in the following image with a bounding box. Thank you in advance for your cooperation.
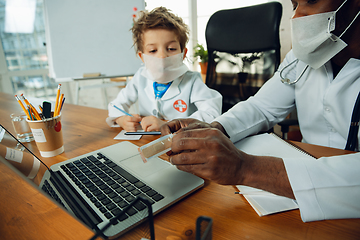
[44,0,145,81]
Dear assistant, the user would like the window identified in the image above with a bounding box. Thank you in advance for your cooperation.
[0,0,55,98]
[1,0,48,71]
[145,0,270,70]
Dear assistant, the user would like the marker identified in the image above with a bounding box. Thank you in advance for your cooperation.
[125,131,161,135]
[42,101,52,119]
[110,103,134,117]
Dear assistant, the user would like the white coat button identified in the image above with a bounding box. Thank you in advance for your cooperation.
[153,109,157,116]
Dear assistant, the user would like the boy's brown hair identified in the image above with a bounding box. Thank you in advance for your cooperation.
[131,7,189,53]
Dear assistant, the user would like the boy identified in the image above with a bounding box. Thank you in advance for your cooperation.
[106,7,222,132]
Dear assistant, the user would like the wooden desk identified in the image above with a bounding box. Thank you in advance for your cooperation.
[1,93,359,240]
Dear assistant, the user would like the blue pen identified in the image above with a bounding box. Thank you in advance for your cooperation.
[110,103,134,117]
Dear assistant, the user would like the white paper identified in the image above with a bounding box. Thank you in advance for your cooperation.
[31,128,47,142]
[114,130,142,140]
[236,185,298,216]
[5,147,23,163]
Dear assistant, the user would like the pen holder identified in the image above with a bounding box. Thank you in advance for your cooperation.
[26,114,64,157]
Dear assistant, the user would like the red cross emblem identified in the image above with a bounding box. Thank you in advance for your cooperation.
[173,99,187,113]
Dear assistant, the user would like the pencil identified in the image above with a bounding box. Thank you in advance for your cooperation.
[29,104,41,120]
[21,93,30,106]
[54,84,61,116]
[56,93,64,116]
[21,94,41,120]
[15,95,30,119]
[110,103,134,117]
[27,106,34,120]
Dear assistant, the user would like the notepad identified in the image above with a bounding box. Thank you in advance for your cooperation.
[234,133,315,216]
[114,130,142,140]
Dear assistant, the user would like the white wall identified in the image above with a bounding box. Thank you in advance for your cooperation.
[278,0,293,61]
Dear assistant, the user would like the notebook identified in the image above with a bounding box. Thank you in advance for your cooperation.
[0,124,204,239]
[234,133,315,216]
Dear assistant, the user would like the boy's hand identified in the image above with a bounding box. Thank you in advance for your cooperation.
[115,114,141,132]
[141,116,166,132]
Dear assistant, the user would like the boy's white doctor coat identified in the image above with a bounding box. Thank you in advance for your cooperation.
[106,67,222,127]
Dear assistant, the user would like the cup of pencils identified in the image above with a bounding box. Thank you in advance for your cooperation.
[17,84,65,157]
[26,113,64,157]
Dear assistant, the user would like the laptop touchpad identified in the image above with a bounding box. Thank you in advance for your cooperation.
[120,154,170,178]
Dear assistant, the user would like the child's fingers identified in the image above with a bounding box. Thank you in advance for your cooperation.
[130,114,141,123]
[124,122,139,132]
[140,121,150,132]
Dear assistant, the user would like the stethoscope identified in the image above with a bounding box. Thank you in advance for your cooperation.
[280,59,309,85]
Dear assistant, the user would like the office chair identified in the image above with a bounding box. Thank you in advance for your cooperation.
[205,2,282,113]
[205,2,300,140]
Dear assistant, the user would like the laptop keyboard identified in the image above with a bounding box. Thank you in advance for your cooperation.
[42,152,164,225]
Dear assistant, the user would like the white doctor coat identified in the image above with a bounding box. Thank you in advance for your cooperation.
[106,67,222,127]
[214,50,360,222]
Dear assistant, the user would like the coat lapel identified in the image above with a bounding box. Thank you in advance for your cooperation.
[161,76,183,100]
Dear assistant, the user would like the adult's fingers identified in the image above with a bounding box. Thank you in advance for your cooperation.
[171,127,223,153]
[177,121,212,133]
[160,118,203,135]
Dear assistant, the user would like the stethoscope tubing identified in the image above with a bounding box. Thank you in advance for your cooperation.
[280,59,309,85]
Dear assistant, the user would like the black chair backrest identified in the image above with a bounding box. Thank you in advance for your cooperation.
[204,2,282,112]
[205,2,283,84]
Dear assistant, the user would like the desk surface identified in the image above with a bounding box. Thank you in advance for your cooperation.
[1,93,359,240]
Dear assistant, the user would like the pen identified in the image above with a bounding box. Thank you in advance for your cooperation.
[125,131,161,135]
[59,97,65,112]
[235,191,272,195]
[110,103,134,117]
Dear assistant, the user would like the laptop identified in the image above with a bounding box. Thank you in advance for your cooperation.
[0,124,204,239]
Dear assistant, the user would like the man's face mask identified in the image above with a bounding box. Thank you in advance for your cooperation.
[291,0,360,69]
[141,52,188,83]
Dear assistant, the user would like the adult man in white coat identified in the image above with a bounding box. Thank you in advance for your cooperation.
[161,0,360,222]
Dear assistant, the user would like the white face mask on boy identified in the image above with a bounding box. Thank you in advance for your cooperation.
[291,0,360,69]
[141,52,188,83]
